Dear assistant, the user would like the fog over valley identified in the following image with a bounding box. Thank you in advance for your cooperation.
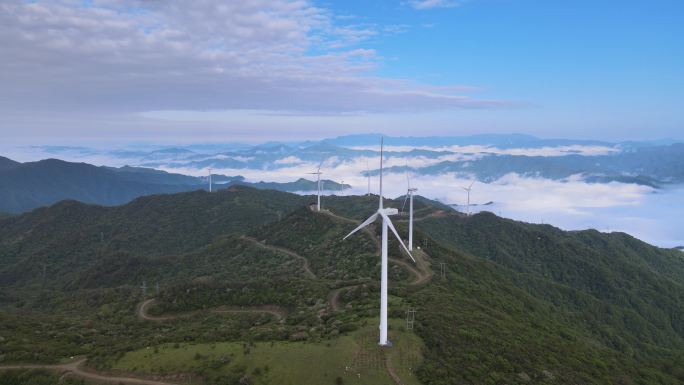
[4,133,682,248]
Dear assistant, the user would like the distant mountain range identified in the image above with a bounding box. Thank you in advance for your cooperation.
[403,143,684,187]
[0,157,349,213]
[26,133,684,188]
[4,133,683,213]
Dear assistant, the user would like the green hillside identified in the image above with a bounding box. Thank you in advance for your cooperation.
[0,187,683,385]
[0,157,349,214]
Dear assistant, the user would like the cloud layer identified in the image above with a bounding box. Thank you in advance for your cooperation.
[0,0,504,116]
[5,142,682,248]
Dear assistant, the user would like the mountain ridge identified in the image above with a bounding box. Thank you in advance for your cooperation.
[0,187,683,383]
[0,157,349,213]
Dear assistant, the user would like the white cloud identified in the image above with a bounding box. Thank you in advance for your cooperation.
[0,0,505,120]
[408,0,462,10]
[274,156,303,165]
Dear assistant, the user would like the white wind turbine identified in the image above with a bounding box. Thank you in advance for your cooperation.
[208,168,212,192]
[461,180,475,215]
[308,160,323,211]
[343,137,415,347]
[366,161,371,196]
[401,166,418,251]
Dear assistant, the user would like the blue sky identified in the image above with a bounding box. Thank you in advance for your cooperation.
[0,0,682,144]
[324,0,684,138]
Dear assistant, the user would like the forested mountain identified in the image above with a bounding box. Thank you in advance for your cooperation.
[0,158,207,213]
[233,177,350,192]
[0,187,683,385]
[0,157,348,213]
[0,156,20,171]
[416,143,684,186]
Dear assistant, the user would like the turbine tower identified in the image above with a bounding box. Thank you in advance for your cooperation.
[343,137,415,347]
[366,161,371,196]
[461,181,475,215]
[308,161,323,211]
[208,168,212,193]
[401,167,418,251]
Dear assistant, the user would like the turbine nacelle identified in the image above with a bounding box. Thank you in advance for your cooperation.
[382,207,399,216]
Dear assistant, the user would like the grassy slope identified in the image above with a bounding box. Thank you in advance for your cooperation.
[113,319,423,385]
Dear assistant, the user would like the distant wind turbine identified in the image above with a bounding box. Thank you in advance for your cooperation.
[401,165,418,251]
[461,181,475,215]
[366,161,371,196]
[208,168,212,192]
[308,160,323,211]
[343,137,415,347]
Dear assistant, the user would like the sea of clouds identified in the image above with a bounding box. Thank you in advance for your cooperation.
[165,147,683,249]
[3,143,682,249]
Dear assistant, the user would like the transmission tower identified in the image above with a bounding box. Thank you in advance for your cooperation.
[406,308,416,330]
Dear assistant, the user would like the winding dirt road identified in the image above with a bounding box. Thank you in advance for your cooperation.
[135,206,434,385]
[2,205,433,385]
[137,298,285,322]
[241,236,317,279]
[384,353,405,385]
[0,359,181,385]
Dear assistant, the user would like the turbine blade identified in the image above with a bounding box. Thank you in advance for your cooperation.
[379,137,383,209]
[469,180,475,189]
[343,213,379,240]
[380,212,416,263]
[401,193,409,213]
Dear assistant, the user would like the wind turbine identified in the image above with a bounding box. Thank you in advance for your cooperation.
[401,166,418,251]
[208,168,212,192]
[461,181,475,215]
[308,160,323,211]
[343,137,415,347]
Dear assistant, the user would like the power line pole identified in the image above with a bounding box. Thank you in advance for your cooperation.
[406,308,416,330]
[440,263,446,279]
[141,280,147,297]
